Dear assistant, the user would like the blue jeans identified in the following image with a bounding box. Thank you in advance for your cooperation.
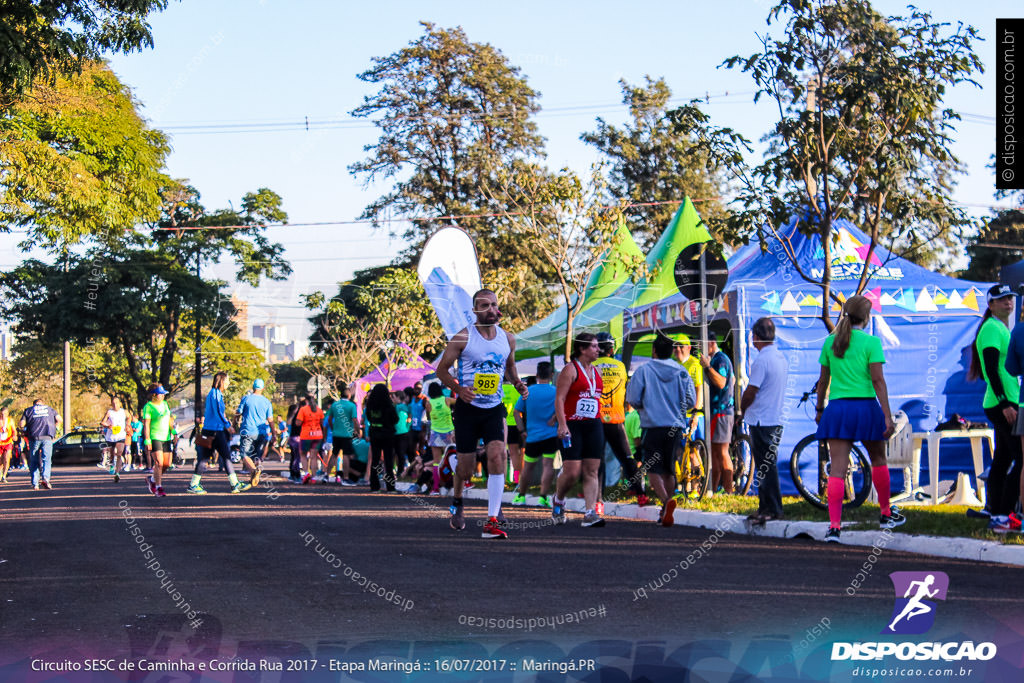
[29,439,53,486]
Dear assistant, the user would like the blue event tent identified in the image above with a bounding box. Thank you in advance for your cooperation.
[622,216,994,495]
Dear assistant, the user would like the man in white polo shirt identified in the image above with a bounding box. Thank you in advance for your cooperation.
[740,317,789,524]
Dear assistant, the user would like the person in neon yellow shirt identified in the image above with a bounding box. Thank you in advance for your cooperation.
[142,383,174,497]
[970,284,1022,520]
[814,295,904,543]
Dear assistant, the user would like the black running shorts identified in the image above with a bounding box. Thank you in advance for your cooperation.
[453,401,505,453]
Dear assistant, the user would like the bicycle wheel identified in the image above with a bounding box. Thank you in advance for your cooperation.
[730,434,753,496]
[675,438,711,501]
[789,435,872,511]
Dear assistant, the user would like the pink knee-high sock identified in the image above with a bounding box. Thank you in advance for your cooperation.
[431,466,440,493]
[827,476,845,529]
[872,466,891,516]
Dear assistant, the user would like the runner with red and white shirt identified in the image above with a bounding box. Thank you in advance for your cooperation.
[101,396,129,483]
[553,332,606,528]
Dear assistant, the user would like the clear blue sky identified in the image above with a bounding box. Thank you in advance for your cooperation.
[4,0,1017,338]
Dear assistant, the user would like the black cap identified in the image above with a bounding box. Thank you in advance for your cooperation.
[987,284,1016,304]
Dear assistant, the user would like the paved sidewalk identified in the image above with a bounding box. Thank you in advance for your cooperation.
[452,486,1024,567]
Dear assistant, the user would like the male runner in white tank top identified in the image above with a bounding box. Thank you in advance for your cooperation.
[436,289,528,539]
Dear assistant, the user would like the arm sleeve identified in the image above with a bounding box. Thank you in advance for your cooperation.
[982,346,1013,407]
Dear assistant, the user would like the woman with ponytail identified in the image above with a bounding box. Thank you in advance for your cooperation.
[969,284,1021,525]
[814,294,905,543]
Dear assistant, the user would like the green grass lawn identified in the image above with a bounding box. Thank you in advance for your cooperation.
[672,493,1023,545]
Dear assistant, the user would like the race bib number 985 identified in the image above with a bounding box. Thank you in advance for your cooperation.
[473,373,500,394]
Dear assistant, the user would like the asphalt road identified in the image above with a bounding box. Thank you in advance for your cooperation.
[1,465,1022,682]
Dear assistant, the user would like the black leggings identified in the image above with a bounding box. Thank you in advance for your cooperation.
[369,430,396,491]
[194,429,235,477]
[984,406,1023,515]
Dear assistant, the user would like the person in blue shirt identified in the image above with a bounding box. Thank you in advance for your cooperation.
[511,362,559,507]
[235,378,274,491]
[700,332,736,494]
[325,387,360,485]
[129,413,144,470]
[189,371,243,494]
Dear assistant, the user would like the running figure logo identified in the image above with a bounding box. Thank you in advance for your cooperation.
[883,571,949,635]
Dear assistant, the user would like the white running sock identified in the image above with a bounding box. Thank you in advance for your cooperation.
[487,474,504,517]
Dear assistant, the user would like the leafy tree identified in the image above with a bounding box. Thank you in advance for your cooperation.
[304,266,444,394]
[582,77,732,250]
[0,62,169,248]
[961,210,1024,283]
[349,22,544,264]
[0,0,168,95]
[487,164,643,361]
[672,0,981,330]
[0,184,291,410]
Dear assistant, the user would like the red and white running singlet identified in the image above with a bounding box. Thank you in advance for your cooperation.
[563,360,604,422]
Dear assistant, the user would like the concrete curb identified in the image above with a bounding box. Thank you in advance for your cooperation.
[443,485,1024,567]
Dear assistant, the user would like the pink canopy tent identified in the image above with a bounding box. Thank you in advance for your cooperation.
[353,343,436,416]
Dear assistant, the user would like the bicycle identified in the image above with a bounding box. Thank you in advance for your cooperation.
[674,416,711,500]
[729,417,753,496]
[788,387,872,511]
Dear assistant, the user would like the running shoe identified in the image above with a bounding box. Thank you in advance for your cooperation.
[428,490,440,497]
[481,517,508,539]
[512,494,526,505]
[989,514,1022,534]
[581,511,605,528]
[880,506,907,530]
[661,498,677,528]
[552,499,567,525]
[250,468,262,488]
[186,484,207,495]
[96,461,109,469]
[301,473,313,485]
[108,467,115,475]
[595,501,604,515]
[155,486,166,497]
[147,476,157,495]
[966,507,992,519]
[40,479,52,490]
[823,527,841,543]
[230,482,246,494]
[340,479,357,487]
[167,464,176,471]
[449,502,465,531]
[114,472,120,483]
[238,482,254,492]
[636,494,650,507]
[355,479,369,486]
[538,495,551,508]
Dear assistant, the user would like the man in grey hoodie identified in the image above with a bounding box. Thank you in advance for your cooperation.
[625,334,696,526]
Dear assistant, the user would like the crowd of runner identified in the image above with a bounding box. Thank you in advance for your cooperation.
[4,287,1022,539]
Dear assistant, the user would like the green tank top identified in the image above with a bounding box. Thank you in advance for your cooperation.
[428,396,453,433]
